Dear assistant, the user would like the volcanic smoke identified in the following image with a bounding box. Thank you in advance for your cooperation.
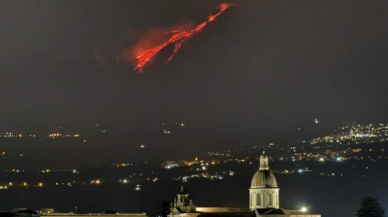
[134,3,233,73]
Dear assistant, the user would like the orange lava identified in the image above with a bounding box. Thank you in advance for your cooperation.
[134,3,233,73]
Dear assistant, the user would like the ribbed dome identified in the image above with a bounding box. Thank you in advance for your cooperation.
[251,170,278,187]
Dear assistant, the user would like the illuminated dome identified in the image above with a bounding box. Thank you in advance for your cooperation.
[251,170,278,188]
[249,152,280,209]
[250,152,278,188]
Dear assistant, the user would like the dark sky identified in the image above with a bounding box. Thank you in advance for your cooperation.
[1,0,388,139]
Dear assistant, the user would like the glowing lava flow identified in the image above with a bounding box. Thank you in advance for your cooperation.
[134,3,233,73]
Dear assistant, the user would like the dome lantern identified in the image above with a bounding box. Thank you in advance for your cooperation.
[259,151,269,170]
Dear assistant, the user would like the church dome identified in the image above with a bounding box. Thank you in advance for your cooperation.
[250,151,278,188]
[251,170,278,187]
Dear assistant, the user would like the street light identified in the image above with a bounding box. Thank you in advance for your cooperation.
[301,207,307,213]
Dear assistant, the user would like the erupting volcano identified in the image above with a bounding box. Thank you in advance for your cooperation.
[134,3,233,73]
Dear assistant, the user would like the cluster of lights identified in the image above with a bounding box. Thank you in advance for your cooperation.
[48,133,62,138]
[7,169,26,173]
[1,132,83,138]
[55,182,73,186]
[49,133,80,138]
[174,122,185,127]
[113,163,130,168]
[118,179,129,184]
[90,179,101,185]
[0,132,23,138]
[311,123,388,145]
[178,172,225,183]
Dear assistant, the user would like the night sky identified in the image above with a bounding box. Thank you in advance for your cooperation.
[1,1,388,146]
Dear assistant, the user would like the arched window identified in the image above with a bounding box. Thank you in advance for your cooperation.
[256,193,261,206]
[266,192,272,206]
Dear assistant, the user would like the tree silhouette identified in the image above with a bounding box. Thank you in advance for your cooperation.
[356,197,385,217]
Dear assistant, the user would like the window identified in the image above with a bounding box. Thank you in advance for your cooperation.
[256,193,261,206]
[267,192,272,206]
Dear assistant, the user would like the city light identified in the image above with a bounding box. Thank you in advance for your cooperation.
[301,207,307,213]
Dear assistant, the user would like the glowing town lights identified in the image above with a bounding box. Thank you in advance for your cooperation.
[38,183,44,187]
[135,184,141,191]
[180,123,185,127]
[301,207,307,213]
[140,145,145,148]
[336,157,342,162]
[23,182,28,187]
[319,158,324,162]
[8,182,13,187]
[133,3,233,72]
[202,166,207,170]
[95,180,101,184]
[122,179,128,184]
[49,133,62,138]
